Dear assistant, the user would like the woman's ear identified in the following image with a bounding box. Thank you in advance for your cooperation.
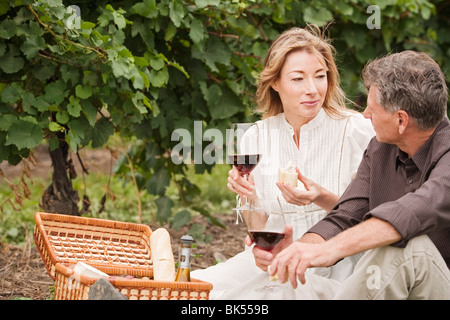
[271,80,279,92]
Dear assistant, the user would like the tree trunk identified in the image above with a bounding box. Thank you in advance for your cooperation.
[40,134,79,215]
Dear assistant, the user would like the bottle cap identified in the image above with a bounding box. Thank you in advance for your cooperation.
[180,235,194,244]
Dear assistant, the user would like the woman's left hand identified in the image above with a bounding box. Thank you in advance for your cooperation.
[277,167,320,206]
[277,167,339,212]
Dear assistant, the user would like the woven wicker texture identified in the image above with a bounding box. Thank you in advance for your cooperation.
[34,212,153,278]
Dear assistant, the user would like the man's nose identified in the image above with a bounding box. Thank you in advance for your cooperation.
[363,107,371,119]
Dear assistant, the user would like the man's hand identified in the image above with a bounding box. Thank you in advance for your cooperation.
[268,239,337,288]
[248,224,294,271]
[268,218,403,288]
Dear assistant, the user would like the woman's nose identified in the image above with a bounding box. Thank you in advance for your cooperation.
[305,78,318,95]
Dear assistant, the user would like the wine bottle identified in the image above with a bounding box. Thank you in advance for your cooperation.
[175,235,194,282]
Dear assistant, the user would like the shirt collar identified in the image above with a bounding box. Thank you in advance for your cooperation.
[395,118,449,171]
[281,108,327,135]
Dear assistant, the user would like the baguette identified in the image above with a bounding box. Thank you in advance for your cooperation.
[150,228,176,281]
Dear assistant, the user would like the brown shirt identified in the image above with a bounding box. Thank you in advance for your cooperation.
[308,118,450,269]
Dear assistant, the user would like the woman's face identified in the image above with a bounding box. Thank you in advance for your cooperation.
[271,50,328,125]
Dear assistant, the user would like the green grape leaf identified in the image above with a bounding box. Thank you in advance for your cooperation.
[5,119,42,150]
[170,209,191,230]
[20,35,46,59]
[91,117,114,148]
[189,18,205,44]
[303,7,333,26]
[155,196,174,223]
[44,80,68,105]
[75,84,93,99]
[146,166,170,196]
[0,45,24,74]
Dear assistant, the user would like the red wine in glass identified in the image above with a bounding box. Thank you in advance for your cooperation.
[248,231,285,252]
[228,154,261,177]
[242,199,293,293]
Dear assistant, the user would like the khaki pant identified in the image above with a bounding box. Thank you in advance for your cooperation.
[308,235,450,300]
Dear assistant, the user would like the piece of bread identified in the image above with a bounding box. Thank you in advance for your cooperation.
[150,228,176,281]
[278,162,297,187]
[268,265,289,282]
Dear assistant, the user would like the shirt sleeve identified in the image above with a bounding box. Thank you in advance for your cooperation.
[308,138,374,240]
[365,152,450,247]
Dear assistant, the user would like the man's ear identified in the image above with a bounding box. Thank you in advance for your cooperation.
[397,110,409,134]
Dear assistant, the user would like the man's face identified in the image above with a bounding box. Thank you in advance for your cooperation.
[363,86,399,144]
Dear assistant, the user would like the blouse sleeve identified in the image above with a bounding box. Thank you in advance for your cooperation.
[338,113,375,195]
[308,138,375,240]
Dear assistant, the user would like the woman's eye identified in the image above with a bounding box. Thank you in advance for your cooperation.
[316,74,326,79]
[292,78,303,81]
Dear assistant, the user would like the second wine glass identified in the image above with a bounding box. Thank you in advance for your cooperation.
[242,199,294,293]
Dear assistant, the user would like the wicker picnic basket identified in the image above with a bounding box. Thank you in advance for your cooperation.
[34,212,153,279]
[54,263,211,300]
[34,212,213,300]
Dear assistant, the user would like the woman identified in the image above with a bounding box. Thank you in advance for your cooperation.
[191,25,375,299]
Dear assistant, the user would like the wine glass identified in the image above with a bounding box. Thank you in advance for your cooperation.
[227,123,261,210]
[242,198,294,292]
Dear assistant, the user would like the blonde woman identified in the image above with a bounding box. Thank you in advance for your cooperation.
[191,26,375,299]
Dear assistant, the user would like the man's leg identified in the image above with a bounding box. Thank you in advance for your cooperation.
[332,235,450,300]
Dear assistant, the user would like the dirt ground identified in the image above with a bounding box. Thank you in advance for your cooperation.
[0,145,248,300]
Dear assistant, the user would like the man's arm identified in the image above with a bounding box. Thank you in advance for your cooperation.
[323,216,402,260]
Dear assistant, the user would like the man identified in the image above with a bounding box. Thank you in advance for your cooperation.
[255,50,450,299]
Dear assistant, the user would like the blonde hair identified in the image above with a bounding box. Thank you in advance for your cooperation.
[256,25,350,119]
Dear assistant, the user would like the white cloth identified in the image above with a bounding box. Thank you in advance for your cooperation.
[192,109,375,299]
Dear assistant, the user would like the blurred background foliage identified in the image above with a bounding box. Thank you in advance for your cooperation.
[0,0,449,243]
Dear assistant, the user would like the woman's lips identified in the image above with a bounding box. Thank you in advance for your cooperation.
[301,100,319,107]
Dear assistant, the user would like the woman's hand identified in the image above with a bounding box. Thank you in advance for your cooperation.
[227,166,255,196]
[277,167,339,212]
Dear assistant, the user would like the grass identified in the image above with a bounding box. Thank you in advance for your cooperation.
[0,153,235,245]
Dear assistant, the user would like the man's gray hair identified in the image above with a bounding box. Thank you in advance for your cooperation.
[362,50,448,130]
